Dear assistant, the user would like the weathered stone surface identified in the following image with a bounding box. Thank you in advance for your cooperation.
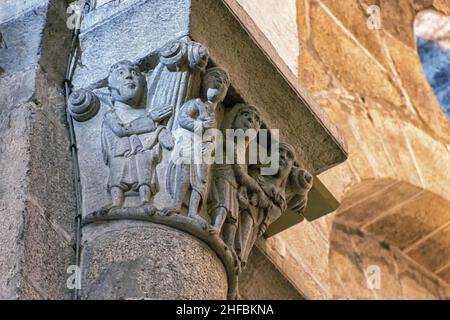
[407,225,450,272]
[81,221,228,300]
[437,265,450,283]
[0,0,73,299]
[73,0,191,87]
[0,101,74,299]
[22,200,74,299]
[0,1,71,83]
[329,223,448,299]
[237,0,450,297]
[366,191,450,250]
[0,4,47,74]
[239,248,304,300]
[0,67,38,110]
[0,104,32,299]
[0,0,47,23]
[319,0,391,70]
[258,228,332,300]
[234,0,299,75]
[308,1,404,109]
[336,181,423,227]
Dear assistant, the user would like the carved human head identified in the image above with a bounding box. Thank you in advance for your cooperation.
[202,67,230,103]
[278,142,296,178]
[232,104,261,132]
[108,60,144,106]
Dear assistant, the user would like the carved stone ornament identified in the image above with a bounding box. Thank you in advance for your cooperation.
[68,38,313,299]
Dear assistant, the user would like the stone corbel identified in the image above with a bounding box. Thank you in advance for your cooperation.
[69,0,347,300]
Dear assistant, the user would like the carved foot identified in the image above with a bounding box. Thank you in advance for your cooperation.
[141,204,157,216]
[96,203,119,216]
[223,245,242,275]
[188,214,209,231]
[160,207,181,217]
[208,226,221,235]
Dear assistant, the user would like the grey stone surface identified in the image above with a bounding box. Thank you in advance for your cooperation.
[22,199,74,299]
[0,101,74,299]
[73,0,191,87]
[239,248,304,300]
[0,1,74,299]
[81,221,228,300]
[0,0,47,24]
[16,278,46,300]
[0,104,31,299]
[0,99,75,299]
[0,1,70,83]
[0,66,38,110]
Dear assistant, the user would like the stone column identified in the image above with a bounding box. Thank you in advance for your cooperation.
[81,221,228,300]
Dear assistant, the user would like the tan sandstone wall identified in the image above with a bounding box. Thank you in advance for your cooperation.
[236,0,450,299]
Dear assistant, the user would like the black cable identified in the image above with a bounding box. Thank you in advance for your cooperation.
[63,0,92,301]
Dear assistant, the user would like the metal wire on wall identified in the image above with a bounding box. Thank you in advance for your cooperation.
[63,0,93,301]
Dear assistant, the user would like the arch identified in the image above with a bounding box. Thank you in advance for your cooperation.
[328,178,449,299]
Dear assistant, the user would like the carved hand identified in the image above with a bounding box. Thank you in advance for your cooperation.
[125,115,157,133]
[268,187,287,211]
[252,189,270,209]
[149,104,173,122]
[202,117,216,130]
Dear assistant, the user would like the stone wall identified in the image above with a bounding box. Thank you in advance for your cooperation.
[1,0,449,300]
[236,0,450,299]
[0,0,74,299]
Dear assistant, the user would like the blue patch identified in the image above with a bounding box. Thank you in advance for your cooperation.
[417,36,450,119]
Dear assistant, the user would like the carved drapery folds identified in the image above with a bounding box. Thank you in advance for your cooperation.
[68,38,313,299]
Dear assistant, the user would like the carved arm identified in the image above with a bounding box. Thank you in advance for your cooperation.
[104,110,156,137]
[233,163,270,208]
[178,101,200,132]
[286,166,313,213]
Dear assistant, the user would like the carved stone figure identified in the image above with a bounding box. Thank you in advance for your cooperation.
[101,60,175,208]
[285,165,314,216]
[237,142,313,267]
[147,39,209,132]
[166,67,230,220]
[208,104,265,254]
